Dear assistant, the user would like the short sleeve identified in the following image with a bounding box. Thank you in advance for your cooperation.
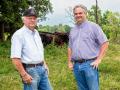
[11,34,23,58]
[94,24,108,45]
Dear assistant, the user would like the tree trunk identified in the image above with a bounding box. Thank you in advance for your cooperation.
[0,22,5,41]
[95,0,98,24]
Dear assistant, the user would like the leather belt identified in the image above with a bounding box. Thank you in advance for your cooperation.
[23,61,44,68]
[72,57,97,64]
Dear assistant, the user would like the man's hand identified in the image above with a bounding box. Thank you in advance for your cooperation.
[22,73,33,84]
[12,59,33,84]
[90,42,109,69]
[90,59,101,69]
[68,62,73,71]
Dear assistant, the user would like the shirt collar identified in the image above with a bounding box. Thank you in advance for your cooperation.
[23,25,36,35]
[76,20,88,28]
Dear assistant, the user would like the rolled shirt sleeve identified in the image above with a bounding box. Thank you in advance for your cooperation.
[11,34,23,58]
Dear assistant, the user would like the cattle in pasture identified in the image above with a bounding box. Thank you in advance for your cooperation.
[39,32,69,47]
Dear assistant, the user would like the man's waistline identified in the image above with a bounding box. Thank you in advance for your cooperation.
[72,57,97,64]
[22,61,44,68]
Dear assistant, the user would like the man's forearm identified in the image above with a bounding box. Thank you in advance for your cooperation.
[68,48,72,63]
[67,48,74,70]
[12,58,27,77]
[97,41,109,60]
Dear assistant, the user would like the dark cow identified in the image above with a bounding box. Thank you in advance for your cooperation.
[39,32,54,47]
[39,31,69,47]
[54,32,69,46]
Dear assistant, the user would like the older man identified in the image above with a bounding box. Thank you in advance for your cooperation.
[68,4,109,90]
[11,8,52,90]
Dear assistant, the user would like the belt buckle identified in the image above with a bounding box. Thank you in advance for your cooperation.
[77,59,86,63]
[34,64,37,67]
[82,59,86,62]
[34,63,41,67]
[78,59,84,63]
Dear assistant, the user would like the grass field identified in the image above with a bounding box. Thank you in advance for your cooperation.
[0,41,120,90]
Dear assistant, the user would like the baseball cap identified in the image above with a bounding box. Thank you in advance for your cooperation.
[23,8,37,17]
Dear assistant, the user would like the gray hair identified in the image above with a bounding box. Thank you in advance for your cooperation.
[73,4,87,14]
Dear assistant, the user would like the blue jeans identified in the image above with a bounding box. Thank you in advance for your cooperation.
[73,60,99,90]
[23,65,52,90]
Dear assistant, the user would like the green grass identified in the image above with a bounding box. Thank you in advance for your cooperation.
[0,41,120,90]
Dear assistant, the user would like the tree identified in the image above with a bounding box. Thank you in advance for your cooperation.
[28,0,53,20]
[0,0,53,41]
[95,0,98,24]
[0,0,28,41]
[88,5,102,25]
[102,11,120,43]
[64,25,71,32]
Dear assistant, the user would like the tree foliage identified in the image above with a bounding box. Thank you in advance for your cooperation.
[102,11,120,43]
[30,0,53,20]
[38,24,70,33]
[0,0,53,41]
[88,5,102,25]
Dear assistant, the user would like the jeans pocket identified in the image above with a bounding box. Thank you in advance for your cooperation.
[26,67,34,73]
[89,61,99,71]
[26,67,37,78]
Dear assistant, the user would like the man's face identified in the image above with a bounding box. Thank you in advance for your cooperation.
[74,7,87,24]
[23,16,37,29]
